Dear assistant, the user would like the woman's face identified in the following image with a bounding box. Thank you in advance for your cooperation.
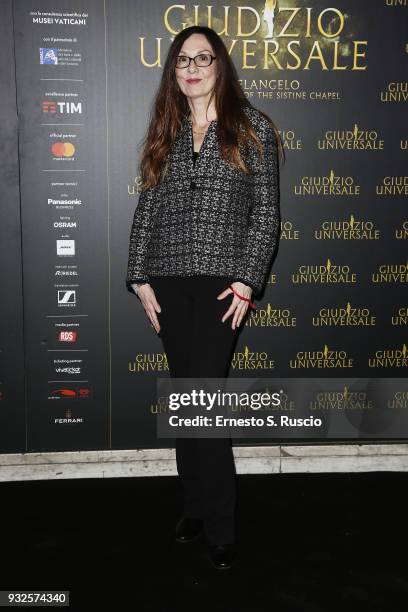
[175,33,217,102]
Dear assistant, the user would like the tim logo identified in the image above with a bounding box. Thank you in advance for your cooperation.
[59,330,77,343]
[42,101,82,114]
[39,48,58,64]
[58,290,76,306]
[42,101,57,113]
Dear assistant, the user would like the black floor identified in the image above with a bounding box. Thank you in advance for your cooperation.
[2,471,408,611]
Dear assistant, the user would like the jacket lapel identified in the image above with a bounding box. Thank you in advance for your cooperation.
[179,116,218,173]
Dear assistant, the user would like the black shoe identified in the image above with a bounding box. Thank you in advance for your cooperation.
[175,517,203,543]
[209,543,236,570]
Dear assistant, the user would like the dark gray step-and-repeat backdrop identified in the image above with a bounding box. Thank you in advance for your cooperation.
[0,0,407,453]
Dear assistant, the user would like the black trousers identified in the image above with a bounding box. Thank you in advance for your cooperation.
[149,275,241,545]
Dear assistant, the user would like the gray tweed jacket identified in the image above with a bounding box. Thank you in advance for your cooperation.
[126,105,280,298]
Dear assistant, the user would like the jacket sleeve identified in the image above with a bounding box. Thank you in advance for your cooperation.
[125,184,161,293]
[234,123,280,298]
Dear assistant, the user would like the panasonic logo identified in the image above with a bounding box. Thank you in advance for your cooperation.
[48,198,82,205]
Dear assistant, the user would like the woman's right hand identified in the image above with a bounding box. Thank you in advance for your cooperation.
[133,283,161,333]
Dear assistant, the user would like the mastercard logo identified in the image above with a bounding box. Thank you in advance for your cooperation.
[52,142,76,157]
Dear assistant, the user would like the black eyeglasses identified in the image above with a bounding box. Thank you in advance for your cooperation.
[175,53,216,69]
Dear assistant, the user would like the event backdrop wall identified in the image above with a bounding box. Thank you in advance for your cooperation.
[1,0,407,453]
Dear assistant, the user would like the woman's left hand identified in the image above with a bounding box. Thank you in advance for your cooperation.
[217,281,253,330]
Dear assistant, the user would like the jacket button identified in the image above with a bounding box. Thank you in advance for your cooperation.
[190,181,197,190]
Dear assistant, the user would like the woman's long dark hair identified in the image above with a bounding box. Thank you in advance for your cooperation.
[139,25,285,190]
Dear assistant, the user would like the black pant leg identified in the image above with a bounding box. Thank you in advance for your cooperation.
[149,276,192,378]
[149,276,203,517]
[188,276,240,545]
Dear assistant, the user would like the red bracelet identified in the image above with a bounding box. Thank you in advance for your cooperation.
[230,285,256,309]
